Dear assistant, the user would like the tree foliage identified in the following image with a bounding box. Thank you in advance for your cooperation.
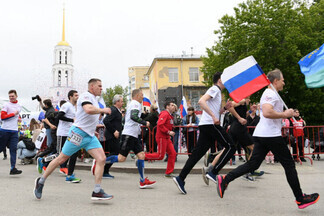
[201,0,324,125]
[102,85,128,108]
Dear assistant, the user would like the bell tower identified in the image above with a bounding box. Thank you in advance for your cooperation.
[49,6,74,105]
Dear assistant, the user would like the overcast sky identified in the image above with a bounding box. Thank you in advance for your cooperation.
[0,0,245,110]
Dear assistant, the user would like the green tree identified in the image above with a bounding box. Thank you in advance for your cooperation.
[201,0,324,125]
[102,85,128,108]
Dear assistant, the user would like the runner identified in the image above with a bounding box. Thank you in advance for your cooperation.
[173,72,233,194]
[56,90,81,182]
[34,78,113,201]
[202,96,263,184]
[92,89,156,188]
[0,90,22,175]
[216,69,319,209]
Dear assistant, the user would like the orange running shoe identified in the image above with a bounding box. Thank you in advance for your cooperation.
[59,168,68,175]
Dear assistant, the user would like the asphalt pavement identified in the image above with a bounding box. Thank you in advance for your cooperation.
[0,155,323,216]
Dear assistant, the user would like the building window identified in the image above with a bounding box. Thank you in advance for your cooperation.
[65,51,68,64]
[143,75,149,81]
[130,76,136,90]
[59,51,62,64]
[189,67,199,82]
[188,90,200,110]
[168,68,178,82]
[58,71,61,87]
[65,71,68,86]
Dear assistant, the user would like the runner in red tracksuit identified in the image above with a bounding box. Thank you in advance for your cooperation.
[145,101,176,176]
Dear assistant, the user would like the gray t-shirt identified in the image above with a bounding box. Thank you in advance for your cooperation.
[122,100,142,138]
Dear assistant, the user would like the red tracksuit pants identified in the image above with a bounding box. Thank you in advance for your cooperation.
[145,136,176,174]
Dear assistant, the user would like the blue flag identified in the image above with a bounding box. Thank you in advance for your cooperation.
[298,44,324,88]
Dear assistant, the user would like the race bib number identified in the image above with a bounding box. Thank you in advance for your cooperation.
[35,128,46,149]
[68,132,83,146]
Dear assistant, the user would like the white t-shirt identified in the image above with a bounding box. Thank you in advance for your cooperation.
[122,100,142,138]
[57,101,76,136]
[199,85,222,126]
[1,102,21,131]
[253,88,284,137]
[73,92,100,136]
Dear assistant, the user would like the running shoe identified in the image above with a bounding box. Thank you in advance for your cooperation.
[250,170,264,177]
[34,177,44,199]
[102,173,114,179]
[91,159,96,175]
[204,151,210,167]
[37,157,44,174]
[130,151,136,159]
[239,156,245,162]
[206,171,217,184]
[10,167,22,175]
[241,173,255,182]
[216,175,227,198]
[173,176,187,194]
[59,168,68,175]
[296,193,320,209]
[164,173,175,178]
[65,174,81,183]
[91,189,113,201]
[201,167,209,186]
[139,177,156,189]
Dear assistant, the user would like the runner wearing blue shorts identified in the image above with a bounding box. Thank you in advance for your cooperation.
[34,78,113,201]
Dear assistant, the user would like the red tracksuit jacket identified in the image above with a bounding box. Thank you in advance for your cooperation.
[156,110,174,138]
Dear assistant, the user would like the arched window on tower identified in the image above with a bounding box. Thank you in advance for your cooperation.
[65,51,67,64]
[65,71,68,86]
[58,71,61,87]
[59,51,62,64]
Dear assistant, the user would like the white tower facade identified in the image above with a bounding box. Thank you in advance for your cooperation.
[49,8,75,106]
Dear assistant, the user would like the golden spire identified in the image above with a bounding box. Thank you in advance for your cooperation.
[57,6,69,46]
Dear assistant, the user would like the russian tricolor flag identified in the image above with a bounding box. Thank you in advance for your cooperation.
[55,105,60,111]
[98,97,106,108]
[221,56,270,102]
[143,97,151,107]
[179,96,188,118]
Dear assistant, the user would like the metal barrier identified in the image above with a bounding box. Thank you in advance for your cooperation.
[99,124,324,165]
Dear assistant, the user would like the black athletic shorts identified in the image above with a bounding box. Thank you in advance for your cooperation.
[119,135,143,157]
[229,121,254,147]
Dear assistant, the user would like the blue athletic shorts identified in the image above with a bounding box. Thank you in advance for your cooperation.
[62,126,102,156]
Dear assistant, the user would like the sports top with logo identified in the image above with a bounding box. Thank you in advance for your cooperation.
[122,100,142,138]
[156,110,174,138]
[253,88,284,137]
[57,101,76,136]
[73,91,100,136]
[199,85,222,126]
[1,102,21,131]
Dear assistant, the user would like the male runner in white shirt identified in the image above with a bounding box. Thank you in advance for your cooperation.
[34,78,113,201]
[216,69,319,209]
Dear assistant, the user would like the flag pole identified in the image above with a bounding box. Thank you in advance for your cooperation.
[269,83,296,122]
